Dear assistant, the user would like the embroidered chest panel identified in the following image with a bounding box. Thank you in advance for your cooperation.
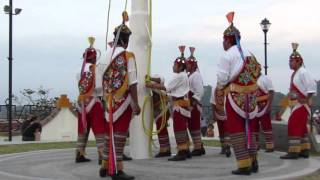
[78,66,95,96]
[233,56,260,86]
[103,52,129,111]
[230,56,260,113]
[103,52,128,95]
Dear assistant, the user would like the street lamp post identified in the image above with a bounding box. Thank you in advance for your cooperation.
[260,18,271,75]
[4,0,22,141]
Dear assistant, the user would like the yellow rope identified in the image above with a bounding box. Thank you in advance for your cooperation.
[140,0,171,157]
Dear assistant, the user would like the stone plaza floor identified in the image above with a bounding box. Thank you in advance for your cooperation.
[0,146,319,180]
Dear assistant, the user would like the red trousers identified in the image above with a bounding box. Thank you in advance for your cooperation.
[287,106,310,153]
[225,98,258,168]
[188,105,202,149]
[173,110,189,151]
[255,113,274,150]
[77,101,106,154]
[217,120,230,146]
[156,112,170,152]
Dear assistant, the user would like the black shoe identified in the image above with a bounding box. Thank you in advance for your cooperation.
[168,151,187,161]
[112,170,134,180]
[225,146,231,158]
[200,143,206,155]
[123,154,133,161]
[191,149,203,156]
[231,167,251,175]
[280,153,299,159]
[75,152,91,163]
[265,149,274,153]
[186,149,192,159]
[220,147,226,154]
[155,151,171,158]
[99,168,108,177]
[251,159,259,173]
[299,150,310,159]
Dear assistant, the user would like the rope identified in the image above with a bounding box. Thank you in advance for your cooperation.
[124,0,128,11]
[105,0,112,50]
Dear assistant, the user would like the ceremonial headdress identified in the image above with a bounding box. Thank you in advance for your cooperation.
[83,37,97,64]
[223,11,241,41]
[174,46,186,66]
[290,43,303,62]
[186,47,198,68]
[113,11,132,36]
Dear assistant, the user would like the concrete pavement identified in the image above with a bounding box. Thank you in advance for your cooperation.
[0,147,319,180]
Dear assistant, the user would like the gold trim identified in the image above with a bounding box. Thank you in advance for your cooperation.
[159,147,170,153]
[236,158,251,168]
[225,83,258,94]
[257,95,269,102]
[301,143,311,150]
[289,146,301,153]
[173,99,190,108]
[266,143,274,150]
[177,143,189,151]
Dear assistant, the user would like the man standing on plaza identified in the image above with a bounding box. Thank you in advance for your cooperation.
[99,11,140,180]
[186,47,205,156]
[280,43,316,159]
[216,12,260,175]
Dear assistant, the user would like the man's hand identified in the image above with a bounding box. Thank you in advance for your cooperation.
[145,82,152,88]
[297,98,308,105]
[132,103,141,115]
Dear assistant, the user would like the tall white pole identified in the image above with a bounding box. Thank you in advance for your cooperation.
[129,0,152,159]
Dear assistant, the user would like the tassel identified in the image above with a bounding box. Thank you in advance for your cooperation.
[226,11,235,24]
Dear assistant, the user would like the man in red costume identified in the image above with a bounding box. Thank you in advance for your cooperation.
[280,43,316,159]
[148,75,172,158]
[76,37,106,164]
[186,47,205,156]
[99,11,140,180]
[210,87,231,157]
[146,46,191,161]
[216,12,260,175]
[255,64,275,152]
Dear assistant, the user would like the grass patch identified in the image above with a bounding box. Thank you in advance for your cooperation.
[202,139,220,147]
[0,140,220,155]
[0,141,96,155]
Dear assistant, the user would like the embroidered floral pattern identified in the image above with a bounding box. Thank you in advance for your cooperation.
[103,54,127,94]
[78,71,94,94]
[230,56,260,113]
[236,57,260,85]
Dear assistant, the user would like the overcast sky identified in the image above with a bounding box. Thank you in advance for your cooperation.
[1,0,320,104]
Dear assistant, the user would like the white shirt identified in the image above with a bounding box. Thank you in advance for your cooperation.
[165,71,190,98]
[257,74,274,93]
[188,70,204,102]
[292,66,316,96]
[216,45,250,87]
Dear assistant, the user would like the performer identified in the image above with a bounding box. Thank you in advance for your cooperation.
[280,43,316,159]
[146,46,191,161]
[76,37,106,164]
[186,47,205,156]
[99,11,140,180]
[148,75,172,158]
[216,12,260,175]
[210,87,231,157]
[255,65,275,152]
